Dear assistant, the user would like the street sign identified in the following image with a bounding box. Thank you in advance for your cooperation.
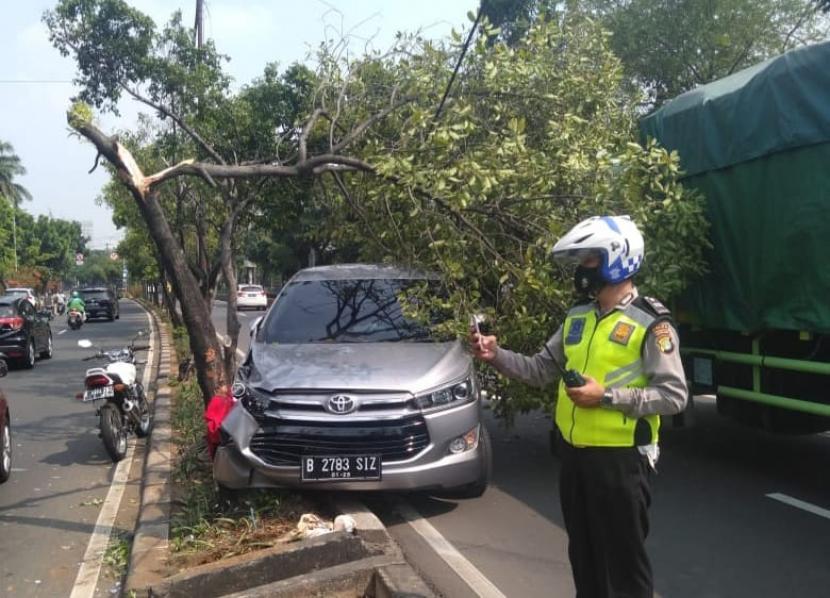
[75,253,84,266]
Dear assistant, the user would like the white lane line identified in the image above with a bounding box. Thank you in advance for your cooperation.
[394,499,507,598]
[766,493,830,520]
[70,304,157,598]
[58,328,67,335]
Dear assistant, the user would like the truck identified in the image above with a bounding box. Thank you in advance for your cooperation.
[639,40,830,434]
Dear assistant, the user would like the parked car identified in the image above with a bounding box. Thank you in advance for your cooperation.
[0,296,53,368]
[0,356,11,483]
[215,264,492,496]
[78,287,119,321]
[236,284,268,311]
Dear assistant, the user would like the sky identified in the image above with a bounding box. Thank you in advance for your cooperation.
[1,0,478,249]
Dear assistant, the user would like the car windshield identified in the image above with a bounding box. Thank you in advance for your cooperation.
[263,278,445,343]
[81,291,109,300]
[240,286,262,292]
[0,304,15,317]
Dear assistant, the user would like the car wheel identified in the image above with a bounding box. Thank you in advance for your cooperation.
[0,414,11,484]
[40,332,53,359]
[22,339,36,369]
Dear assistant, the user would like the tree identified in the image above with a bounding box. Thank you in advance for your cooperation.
[0,140,32,279]
[47,0,385,403]
[319,15,709,418]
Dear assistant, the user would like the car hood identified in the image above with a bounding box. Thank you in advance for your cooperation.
[248,340,470,394]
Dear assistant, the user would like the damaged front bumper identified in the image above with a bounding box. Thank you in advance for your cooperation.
[214,401,486,492]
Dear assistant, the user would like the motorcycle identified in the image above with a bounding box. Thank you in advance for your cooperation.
[68,309,84,330]
[56,302,66,315]
[77,332,151,461]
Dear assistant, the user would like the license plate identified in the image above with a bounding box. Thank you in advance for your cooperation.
[83,386,115,402]
[247,293,257,297]
[300,455,382,482]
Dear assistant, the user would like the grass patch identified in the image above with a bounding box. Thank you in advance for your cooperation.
[169,378,319,570]
[103,531,132,577]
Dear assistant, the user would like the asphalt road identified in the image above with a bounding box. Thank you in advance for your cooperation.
[213,301,830,598]
[0,301,151,597]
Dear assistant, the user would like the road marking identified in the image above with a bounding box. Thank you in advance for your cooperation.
[394,498,506,598]
[70,303,156,598]
[766,493,830,520]
[58,329,67,335]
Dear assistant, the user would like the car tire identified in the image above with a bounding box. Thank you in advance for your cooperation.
[40,332,53,359]
[0,414,11,484]
[21,339,36,369]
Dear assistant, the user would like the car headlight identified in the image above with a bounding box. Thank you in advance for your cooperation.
[413,377,476,412]
[232,381,269,416]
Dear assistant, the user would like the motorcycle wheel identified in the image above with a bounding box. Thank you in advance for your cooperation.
[21,339,36,370]
[100,404,128,462]
[135,390,151,438]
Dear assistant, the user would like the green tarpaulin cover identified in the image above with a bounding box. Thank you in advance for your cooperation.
[640,42,830,333]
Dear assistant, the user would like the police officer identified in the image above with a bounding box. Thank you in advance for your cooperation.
[470,215,687,598]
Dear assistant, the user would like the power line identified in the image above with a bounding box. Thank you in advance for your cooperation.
[0,79,73,84]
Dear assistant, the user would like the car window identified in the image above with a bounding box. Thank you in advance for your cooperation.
[5,290,26,299]
[81,291,110,300]
[0,305,15,317]
[240,286,262,292]
[263,278,444,343]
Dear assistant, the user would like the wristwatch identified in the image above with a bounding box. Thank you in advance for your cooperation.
[601,388,614,407]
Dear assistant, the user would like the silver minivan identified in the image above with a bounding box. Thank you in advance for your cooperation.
[214,264,491,496]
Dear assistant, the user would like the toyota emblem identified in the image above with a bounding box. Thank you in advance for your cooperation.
[327,394,357,414]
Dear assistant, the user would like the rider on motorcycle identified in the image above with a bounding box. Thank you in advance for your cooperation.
[67,291,86,317]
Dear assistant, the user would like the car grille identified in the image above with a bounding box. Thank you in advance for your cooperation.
[249,415,430,466]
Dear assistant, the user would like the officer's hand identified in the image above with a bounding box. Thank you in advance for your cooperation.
[469,327,498,362]
[565,375,603,408]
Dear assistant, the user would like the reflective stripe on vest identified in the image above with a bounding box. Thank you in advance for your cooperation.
[555,302,661,447]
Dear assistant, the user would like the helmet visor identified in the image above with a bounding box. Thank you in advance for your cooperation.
[552,248,602,264]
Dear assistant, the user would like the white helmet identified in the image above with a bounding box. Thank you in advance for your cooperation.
[552,215,644,284]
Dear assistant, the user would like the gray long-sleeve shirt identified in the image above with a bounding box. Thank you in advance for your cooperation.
[491,290,688,420]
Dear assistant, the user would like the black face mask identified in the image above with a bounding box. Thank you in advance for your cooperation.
[573,265,605,297]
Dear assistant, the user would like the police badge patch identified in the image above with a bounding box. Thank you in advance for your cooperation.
[566,317,586,345]
[609,322,635,346]
[653,322,675,354]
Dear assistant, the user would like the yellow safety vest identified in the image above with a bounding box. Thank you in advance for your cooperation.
[556,301,661,447]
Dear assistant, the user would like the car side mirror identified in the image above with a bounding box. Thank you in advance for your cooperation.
[250,316,263,337]
[0,359,7,378]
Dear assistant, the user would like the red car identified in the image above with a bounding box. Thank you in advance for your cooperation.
[0,356,10,483]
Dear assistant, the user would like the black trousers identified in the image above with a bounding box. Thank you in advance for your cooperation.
[557,434,653,598]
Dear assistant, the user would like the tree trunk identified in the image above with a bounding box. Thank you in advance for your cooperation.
[138,190,226,402]
[219,215,241,383]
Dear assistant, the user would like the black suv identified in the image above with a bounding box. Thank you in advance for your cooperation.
[0,296,53,368]
[79,287,120,321]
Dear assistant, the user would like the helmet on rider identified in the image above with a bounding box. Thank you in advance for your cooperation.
[552,215,644,295]
[71,291,80,298]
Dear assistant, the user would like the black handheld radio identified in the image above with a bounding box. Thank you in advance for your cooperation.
[543,344,586,387]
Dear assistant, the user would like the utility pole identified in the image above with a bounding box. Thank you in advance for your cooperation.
[194,0,204,49]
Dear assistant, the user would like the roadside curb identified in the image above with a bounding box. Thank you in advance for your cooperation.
[125,301,174,591]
